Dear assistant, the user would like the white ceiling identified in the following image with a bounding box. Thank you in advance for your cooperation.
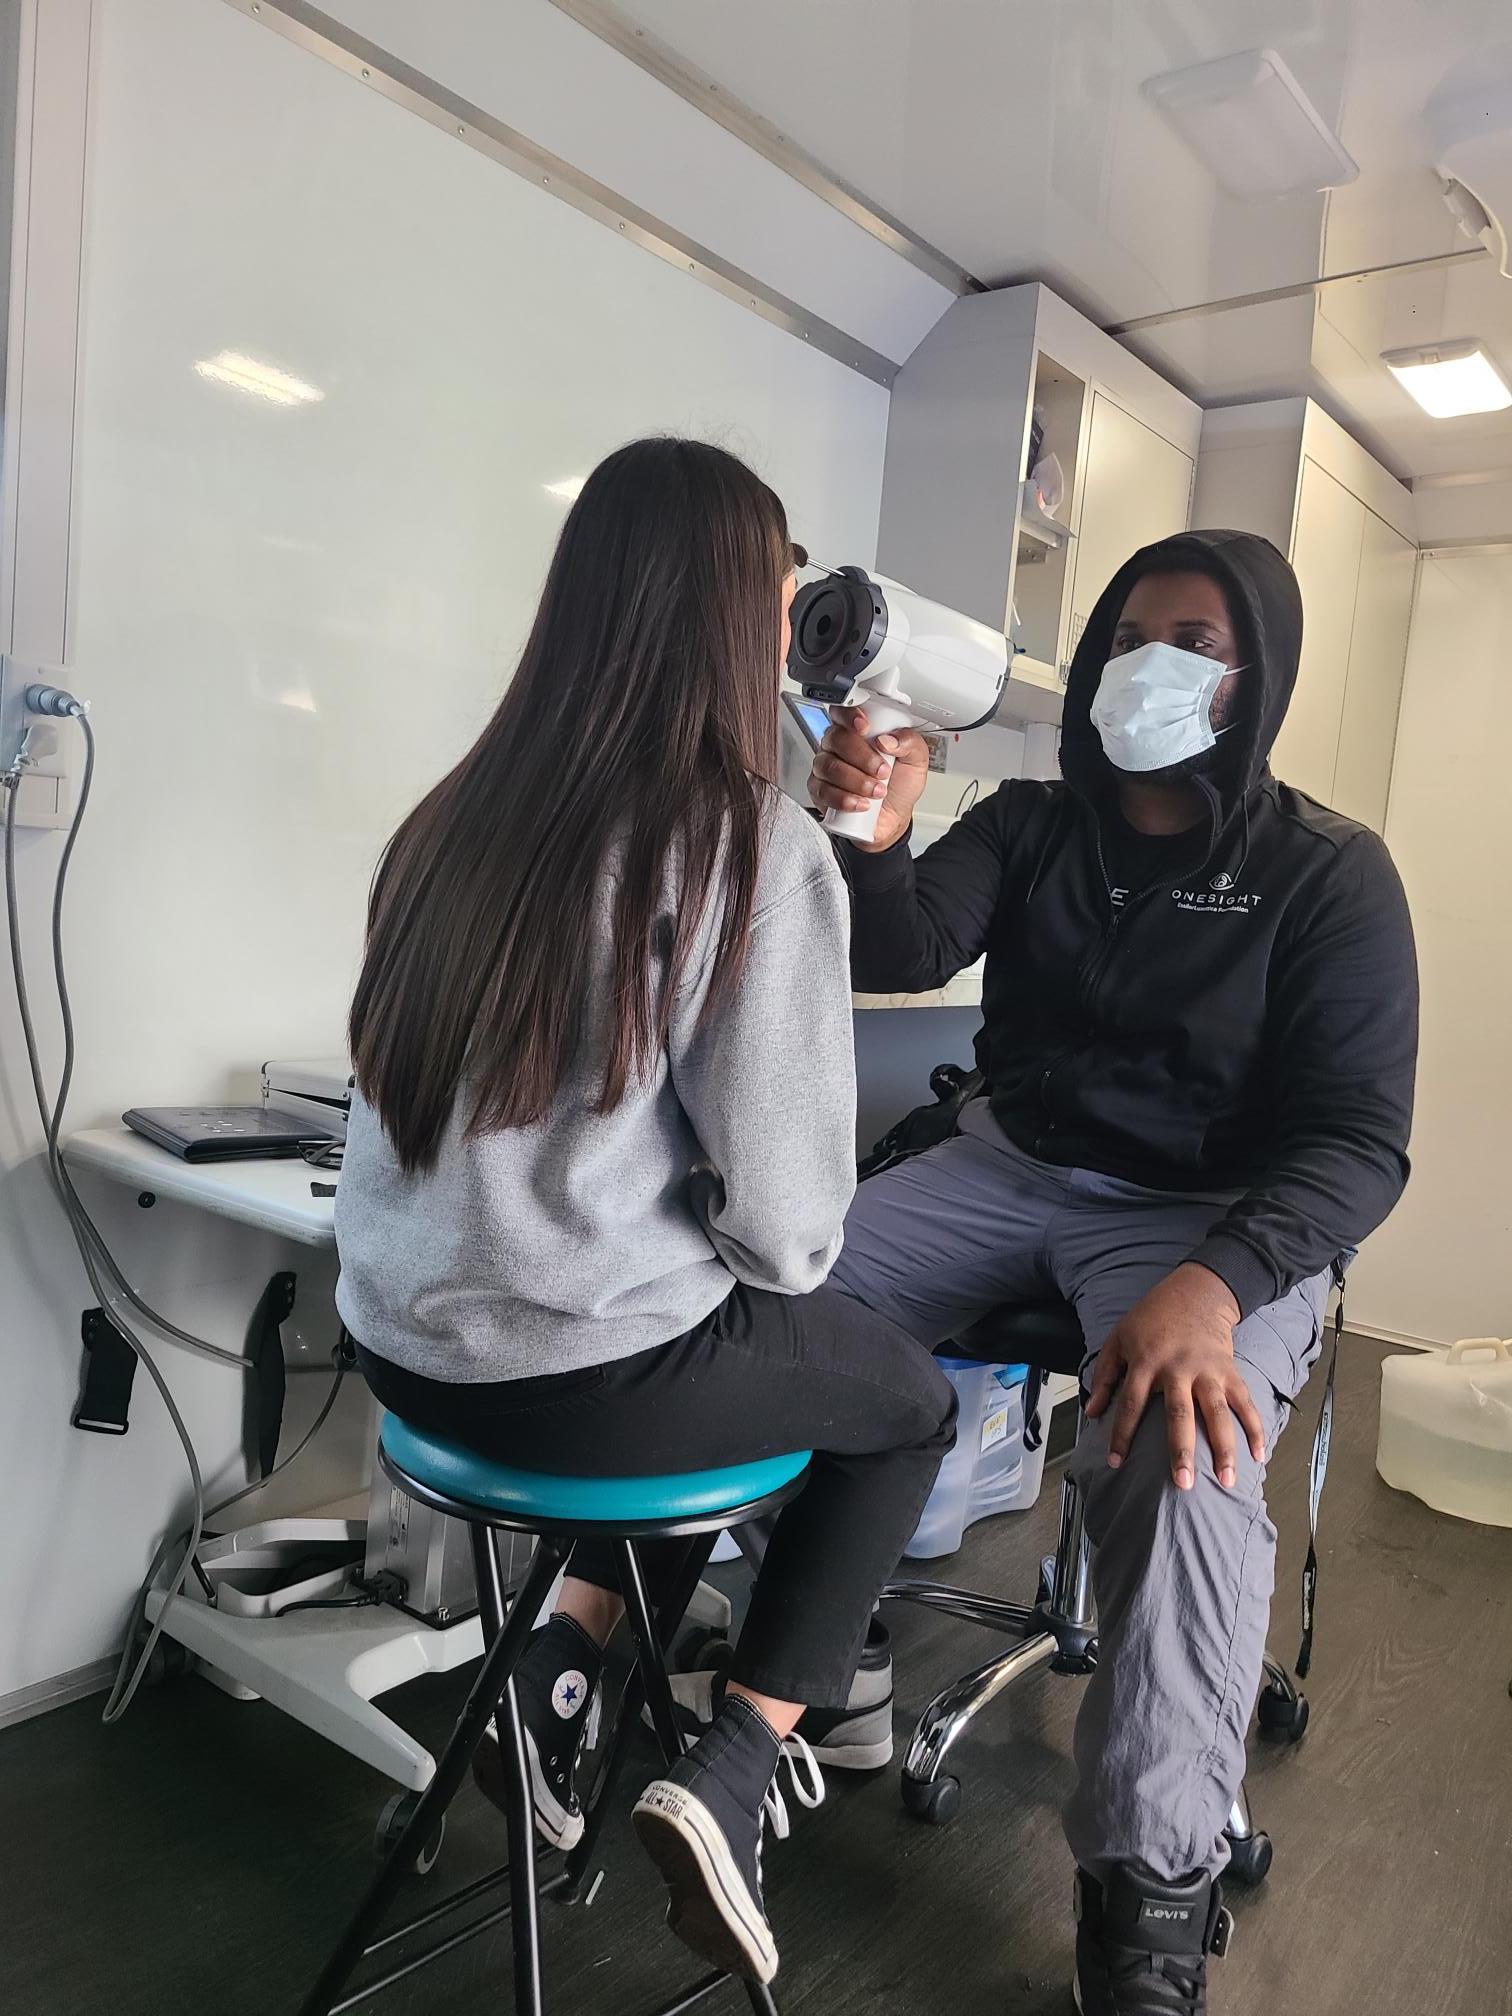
[612,0,1512,485]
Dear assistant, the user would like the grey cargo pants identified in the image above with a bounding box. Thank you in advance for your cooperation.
[830,1102,1329,1886]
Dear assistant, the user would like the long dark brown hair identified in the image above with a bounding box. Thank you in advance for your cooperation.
[350,437,796,1173]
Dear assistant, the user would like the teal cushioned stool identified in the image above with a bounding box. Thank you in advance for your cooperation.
[299,1416,812,2016]
[380,1412,812,1533]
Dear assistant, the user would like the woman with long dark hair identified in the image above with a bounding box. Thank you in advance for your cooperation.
[336,438,954,1985]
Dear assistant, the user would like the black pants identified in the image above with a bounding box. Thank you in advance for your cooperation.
[357,1282,956,1706]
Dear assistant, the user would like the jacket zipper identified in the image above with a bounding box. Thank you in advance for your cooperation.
[1036,824,1195,1127]
[1038,832,1124,1124]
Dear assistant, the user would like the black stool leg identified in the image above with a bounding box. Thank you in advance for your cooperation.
[477,1527,548,2016]
[296,1529,568,2016]
[563,1536,717,1895]
[615,1538,689,1766]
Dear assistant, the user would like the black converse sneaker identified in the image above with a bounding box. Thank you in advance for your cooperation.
[473,1614,603,1851]
[655,1619,895,1769]
[1073,1867,1233,2015]
[633,1696,825,1985]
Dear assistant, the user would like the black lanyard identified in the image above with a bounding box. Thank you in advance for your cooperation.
[1296,1257,1347,1679]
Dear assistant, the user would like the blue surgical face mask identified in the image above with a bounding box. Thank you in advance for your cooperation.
[1090,640,1234,776]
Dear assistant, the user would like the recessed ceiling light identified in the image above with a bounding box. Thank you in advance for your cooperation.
[1381,340,1512,419]
[194,351,324,406]
[544,476,587,502]
[1143,48,1359,200]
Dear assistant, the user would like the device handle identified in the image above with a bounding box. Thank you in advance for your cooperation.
[820,697,918,844]
[1445,1337,1512,1364]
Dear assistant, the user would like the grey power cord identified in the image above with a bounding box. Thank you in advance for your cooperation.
[27,712,251,1371]
[3,700,345,1721]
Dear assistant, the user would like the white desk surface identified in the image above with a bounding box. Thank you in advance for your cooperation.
[852,973,984,1012]
[853,962,985,1013]
[65,1128,336,1248]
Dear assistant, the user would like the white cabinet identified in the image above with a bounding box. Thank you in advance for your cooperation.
[877,283,1201,732]
[1270,459,1363,804]
[1193,399,1417,833]
[1335,510,1415,831]
[1067,393,1196,672]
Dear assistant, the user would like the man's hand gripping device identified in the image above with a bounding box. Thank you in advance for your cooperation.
[786,566,1009,842]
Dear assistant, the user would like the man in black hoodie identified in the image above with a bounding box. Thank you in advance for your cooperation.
[811,531,1418,2013]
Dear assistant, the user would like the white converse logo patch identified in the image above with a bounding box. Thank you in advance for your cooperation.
[551,1670,589,1719]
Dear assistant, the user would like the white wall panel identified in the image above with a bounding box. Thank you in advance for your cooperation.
[1348,550,1512,1344]
[0,0,890,1699]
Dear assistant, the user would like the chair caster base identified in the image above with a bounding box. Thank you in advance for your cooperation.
[1224,1828,1273,1887]
[901,1773,961,1826]
[1049,1636,1097,1677]
[1043,1614,1097,1674]
[374,1791,445,1876]
[1257,1683,1310,1744]
[672,1625,733,1675]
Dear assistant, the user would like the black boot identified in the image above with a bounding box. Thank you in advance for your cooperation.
[1074,1867,1232,2015]
[633,1696,825,1985]
[473,1614,603,1850]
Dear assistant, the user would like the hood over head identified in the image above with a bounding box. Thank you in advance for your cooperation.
[1057,528,1303,830]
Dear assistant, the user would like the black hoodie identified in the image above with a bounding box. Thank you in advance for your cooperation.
[844,528,1419,1318]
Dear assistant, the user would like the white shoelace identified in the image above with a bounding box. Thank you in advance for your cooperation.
[760,1731,827,1845]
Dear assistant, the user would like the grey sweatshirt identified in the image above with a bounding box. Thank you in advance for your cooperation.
[334,794,856,1382]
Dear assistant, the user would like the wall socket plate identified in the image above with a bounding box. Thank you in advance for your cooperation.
[0,655,71,829]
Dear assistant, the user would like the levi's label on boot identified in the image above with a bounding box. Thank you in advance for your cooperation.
[1139,1902,1198,1929]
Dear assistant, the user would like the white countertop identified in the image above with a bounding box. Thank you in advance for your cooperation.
[65,1128,336,1247]
[853,966,984,1012]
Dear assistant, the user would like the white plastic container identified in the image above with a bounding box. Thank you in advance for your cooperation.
[905,1359,1048,1559]
[1377,1338,1512,1528]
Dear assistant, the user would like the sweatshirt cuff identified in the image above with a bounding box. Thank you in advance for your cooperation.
[837,829,914,889]
[1188,1232,1279,1324]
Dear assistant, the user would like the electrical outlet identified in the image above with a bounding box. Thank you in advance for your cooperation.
[0,655,71,828]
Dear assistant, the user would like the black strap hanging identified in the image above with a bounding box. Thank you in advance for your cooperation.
[1296,1257,1347,1679]
[1022,1364,1046,1452]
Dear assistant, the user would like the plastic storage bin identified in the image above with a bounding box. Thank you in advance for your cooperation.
[905,1358,1048,1559]
[1377,1338,1512,1529]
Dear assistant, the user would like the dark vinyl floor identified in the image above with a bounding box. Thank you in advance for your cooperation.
[5,1340,1511,2016]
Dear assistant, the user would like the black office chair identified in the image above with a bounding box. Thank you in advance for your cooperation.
[880,1294,1309,1886]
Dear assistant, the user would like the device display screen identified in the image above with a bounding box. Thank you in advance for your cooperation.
[782,693,831,749]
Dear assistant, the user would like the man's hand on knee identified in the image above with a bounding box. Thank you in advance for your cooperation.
[1084,1263,1265,1493]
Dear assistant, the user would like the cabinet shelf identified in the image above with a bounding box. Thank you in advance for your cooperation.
[1017,491,1073,551]
[1002,652,1067,727]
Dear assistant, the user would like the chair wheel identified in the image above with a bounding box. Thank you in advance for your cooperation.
[672,1625,737,1677]
[901,1773,961,1826]
[1257,1683,1310,1744]
[672,1624,730,1674]
[1225,1829,1273,1887]
[698,1636,735,1677]
[141,1637,192,1689]
[375,1792,445,1876]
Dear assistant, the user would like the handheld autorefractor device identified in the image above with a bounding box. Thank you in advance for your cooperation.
[785,565,1010,842]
